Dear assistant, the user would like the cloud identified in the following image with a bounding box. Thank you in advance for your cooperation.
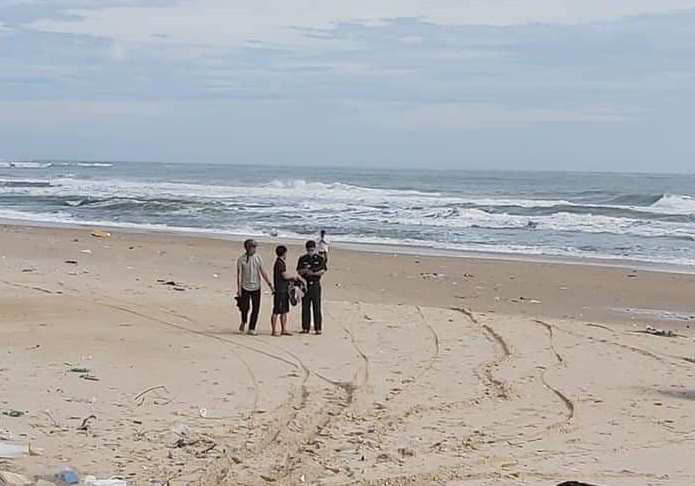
[109,40,127,61]
[24,0,695,49]
[357,102,635,130]
[2,2,695,170]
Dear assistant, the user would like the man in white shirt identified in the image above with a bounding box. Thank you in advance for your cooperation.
[236,239,273,335]
[317,230,329,269]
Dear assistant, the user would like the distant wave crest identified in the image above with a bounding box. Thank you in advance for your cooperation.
[0,161,113,169]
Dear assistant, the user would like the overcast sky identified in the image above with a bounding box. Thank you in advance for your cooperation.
[1,1,694,172]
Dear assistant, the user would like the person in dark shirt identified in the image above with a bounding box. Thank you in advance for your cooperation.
[272,245,296,337]
[297,240,327,334]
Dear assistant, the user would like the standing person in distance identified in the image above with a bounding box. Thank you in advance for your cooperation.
[317,229,329,269]
[236,239,273,335]
[271,245,296,337]
[297,240,326,335]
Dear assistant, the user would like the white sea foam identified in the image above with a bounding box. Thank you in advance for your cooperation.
[2,177,694,237]
[2,174,695,266]
[1,207,694,267]
[0,161,52,169]
[0,175,692,214]
[649,194,695,215]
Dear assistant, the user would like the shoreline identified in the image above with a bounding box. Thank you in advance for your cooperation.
[2,220,695,329]
[2,217,694,276]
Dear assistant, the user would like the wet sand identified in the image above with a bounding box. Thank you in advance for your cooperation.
[1,223,695,485]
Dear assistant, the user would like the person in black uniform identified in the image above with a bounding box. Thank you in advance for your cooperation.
[297,240,326,334]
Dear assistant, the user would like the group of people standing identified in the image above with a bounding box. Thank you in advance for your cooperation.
[235,231,329,336]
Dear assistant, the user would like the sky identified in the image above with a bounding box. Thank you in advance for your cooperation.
[1,1,695,172]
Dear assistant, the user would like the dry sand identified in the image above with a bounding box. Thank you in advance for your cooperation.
[1,223,695,485]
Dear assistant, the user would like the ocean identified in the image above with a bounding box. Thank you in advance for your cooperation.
[1,161,694,267]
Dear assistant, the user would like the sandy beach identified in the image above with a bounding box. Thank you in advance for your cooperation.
[2,223,695,486]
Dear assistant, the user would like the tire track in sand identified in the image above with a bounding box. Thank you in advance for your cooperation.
[149,301,368,485]
[532,319,575,430]
[534,319,687,369]
[340,305,441,448]
[221,304,371,485]
[452,306,512,400]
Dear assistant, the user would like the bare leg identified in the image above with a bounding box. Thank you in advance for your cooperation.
[271,314,279,336]
[281,313,292,336]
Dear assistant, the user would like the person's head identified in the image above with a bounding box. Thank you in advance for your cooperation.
[320,229,326,239]
[275,245,288,259]
[243,239,257,256]
[305,240,317,255]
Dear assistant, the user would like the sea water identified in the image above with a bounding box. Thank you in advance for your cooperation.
[1,161,694,267]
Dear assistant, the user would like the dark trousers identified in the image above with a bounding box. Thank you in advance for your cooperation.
[239,288,261,330]
[302,282,322,332]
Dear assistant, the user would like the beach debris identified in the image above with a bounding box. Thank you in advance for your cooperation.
[0,442,28,459]
[77,415,97,431]
[556,482,600,486]
[28,443,43,457]
[397,447,416,458]
[90,230,111,239]
[134,385,170,406]
[53,467,80,485]
[173,437,197,449]
[64,260,78,265]
[78,373,100,381]
[199,408,208,418]
[1,410,24,418]
[21,268,35,273]
[420,272,443,279]
[156,279,187,291]
[67,366,90,373]
[40,410,60,429]
[1,408,26,419]
[198,443,217,456]
[83,477,127,486]
[643,326,676,338]
[259,475,276,482]
[65,363,98,380]
[80,249,92,255]
[0,471,32,486]
[376,453,393,463]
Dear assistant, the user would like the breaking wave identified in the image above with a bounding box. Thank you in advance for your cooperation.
[1,164,694,267]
